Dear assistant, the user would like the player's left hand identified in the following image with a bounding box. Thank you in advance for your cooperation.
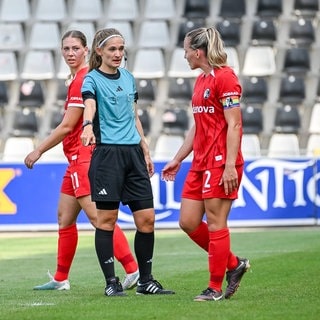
[219,166,238,195]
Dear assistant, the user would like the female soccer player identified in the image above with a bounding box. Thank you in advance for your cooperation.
[80,28,174,296]
[24,30,139,291]
[162,27,250,301]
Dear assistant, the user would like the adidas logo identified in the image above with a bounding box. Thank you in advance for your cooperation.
[98,188,107,195]
[144,283,160,294]
[104,257,114,264]
[116,86,123,92]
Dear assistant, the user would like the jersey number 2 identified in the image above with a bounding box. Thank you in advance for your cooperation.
[204,170,211,188]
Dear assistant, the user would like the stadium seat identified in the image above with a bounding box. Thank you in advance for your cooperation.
[241,76,268,104]
[132,49,165,79]
[21,50,55,80]
[305,134,320,156]
[18,80,45,108]
[293,0,319,17]
[241,105,263,134]
[219,0,246,19]
[168,47,202,78]
[29,22,60,50]
[153,134,184,160]
[0,23,25,51]
[225,47,240,75]
[0,52,18,81]
[0,0,30,22]
[183,0,210,19]
[216,20,241,47]
[251,18,277,45]
[256,0,283,17]
[35,0,66,22]
[267,133,300,157]
[283,47,310,74]
[176,19,205,47]
[57,56,70,80]
[49,108,64,131]
[137,108,151,136]
[2,137,35,162]
[242,46,276,76]
[279,75,305,104]
[317,78,320,101]
[0,81,9,107]
[70,0,102,21]
[162,108,189,135]
[288,18,315,47]
[274,104,301,134]
[55,79,68,107]
[11,107,38,137]
[104,21,134,49]
[137,20,171,49]
[64,22,95,49]
[38,142,66,163]
[309,103,320,133]
[167,78,192,105]
[144,0,176,20]
[136,79,156,106]
[241,134,262,158]
[106,0,139,21]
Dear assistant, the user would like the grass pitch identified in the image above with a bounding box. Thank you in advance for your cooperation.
[0,227,319,320]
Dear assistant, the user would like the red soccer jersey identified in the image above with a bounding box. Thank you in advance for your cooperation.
[191,66,244,170]
[62,66,91,162]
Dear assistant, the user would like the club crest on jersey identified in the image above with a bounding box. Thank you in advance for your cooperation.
[203,88,210,99]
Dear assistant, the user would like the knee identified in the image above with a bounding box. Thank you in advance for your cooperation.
[143,216,155,232]
[179,218,195,234]
[57,212,77,229]
[134,210,155,233]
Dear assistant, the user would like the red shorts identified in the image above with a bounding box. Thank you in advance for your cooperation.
[61,159,91,198]
[181,165,243,200]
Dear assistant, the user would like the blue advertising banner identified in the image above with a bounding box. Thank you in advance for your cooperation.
[0,158,319,231]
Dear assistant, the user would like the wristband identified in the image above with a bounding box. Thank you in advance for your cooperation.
[82,120,93,128]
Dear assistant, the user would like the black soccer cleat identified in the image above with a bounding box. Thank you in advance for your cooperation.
[225,257,250,299]
[136,278,175,295]
[105,276,127,297]
[194,287,224,302]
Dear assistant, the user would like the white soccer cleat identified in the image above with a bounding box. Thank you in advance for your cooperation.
[122,270,139,290]
[33,270,70,290]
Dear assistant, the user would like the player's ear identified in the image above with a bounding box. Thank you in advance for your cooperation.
[95,47,102,56]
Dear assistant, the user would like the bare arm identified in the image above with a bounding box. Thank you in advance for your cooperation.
[161,125,195,181]
[24,107,83,168]
[173,124,195,163]
[80,98,96,146]
[220,107,242,194]
[135,106,154,177]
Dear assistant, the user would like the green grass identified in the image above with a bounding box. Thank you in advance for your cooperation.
[1,228,320,320]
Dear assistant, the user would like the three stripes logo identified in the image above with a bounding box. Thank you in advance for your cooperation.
[137,281,160,294]
[98,188,107,195]
[144,283,160,294]
[104,257,114,264]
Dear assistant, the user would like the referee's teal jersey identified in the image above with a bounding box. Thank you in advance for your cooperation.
[82,68,141,145]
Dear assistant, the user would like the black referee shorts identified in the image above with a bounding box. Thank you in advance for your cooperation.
[89,144,153,204]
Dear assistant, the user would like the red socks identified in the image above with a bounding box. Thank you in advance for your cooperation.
[188,222,238,272]
[227,251,239,271]
[54,224,78,281]
[187,221,209,251]
[208,228,230,291]
[113,224,138,274]
[54,223,138,281]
